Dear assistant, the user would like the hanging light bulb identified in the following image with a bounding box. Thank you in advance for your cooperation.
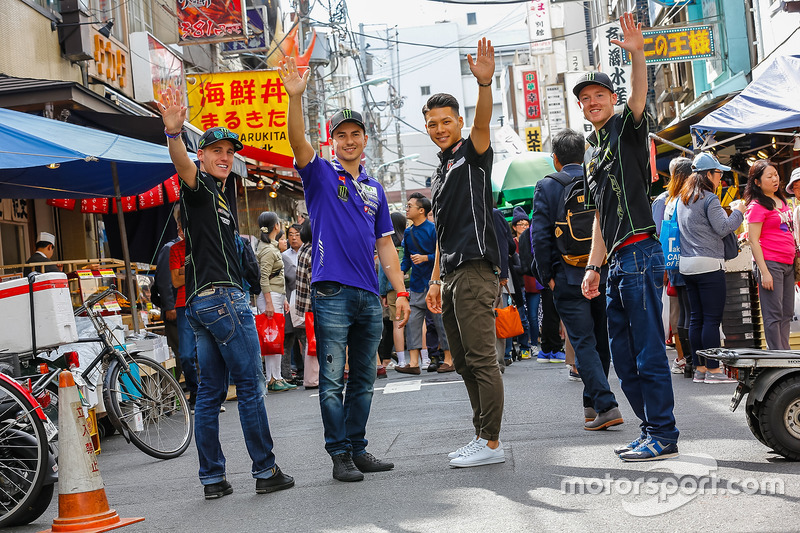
[794,136,800,151]
[47,163,60,169]
[269,180,279,198]
[256,179,265,190]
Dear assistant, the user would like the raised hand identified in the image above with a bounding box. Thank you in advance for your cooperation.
[278,56,310,97]
[158,87,186,133]
[610,12,644,53]
[468,37,495,86]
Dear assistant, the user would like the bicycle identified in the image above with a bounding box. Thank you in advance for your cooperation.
[0,371,58,527]
[19,285,193,461]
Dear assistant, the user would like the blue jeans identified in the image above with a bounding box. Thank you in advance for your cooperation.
[312,282,383,457]
[175,307,199,398]
[186,287,276,484]
[683,270,726,369]
[606,239,678,444]
[525,292,541,347]
[553,275,616,412]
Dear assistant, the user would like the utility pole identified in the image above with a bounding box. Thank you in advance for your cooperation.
[359,23,384,182]
[297,0,320,152]
[389,26,407,205]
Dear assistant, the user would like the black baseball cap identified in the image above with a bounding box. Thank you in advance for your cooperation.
[572,72,615,99]
[198,127,244,152]
[329,109,365,134]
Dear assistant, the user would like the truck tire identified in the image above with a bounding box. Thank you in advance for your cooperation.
[758,375,800,461]
[746,403,767,447]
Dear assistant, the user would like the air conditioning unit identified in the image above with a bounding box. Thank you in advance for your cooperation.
[57,0,94,62]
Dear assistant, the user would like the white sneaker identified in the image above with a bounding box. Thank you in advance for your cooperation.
[447,437,480,459]
[449,440,505,468]
[385,361,397,370]
[530,346,541,357]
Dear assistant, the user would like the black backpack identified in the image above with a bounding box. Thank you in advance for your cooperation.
[237,234,262,296]
[549,171,595,268]
[517,227,534,277]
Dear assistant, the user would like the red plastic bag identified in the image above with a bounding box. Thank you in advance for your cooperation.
[305,312,317,356]
[255,313,285,356]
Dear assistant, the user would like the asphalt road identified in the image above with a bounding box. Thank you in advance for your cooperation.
[15,349,800,533]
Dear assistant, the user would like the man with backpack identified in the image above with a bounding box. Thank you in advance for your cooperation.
[531,128,622,431]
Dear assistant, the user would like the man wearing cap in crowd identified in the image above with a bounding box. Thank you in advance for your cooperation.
[280,56,410,483]
[159,89,295,499]
[577,13,679,461]
[24,232,60,275]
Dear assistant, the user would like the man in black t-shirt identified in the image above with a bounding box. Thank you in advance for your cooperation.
[578,13,678,462]
[425,38,505,469]
[160,89,294,499]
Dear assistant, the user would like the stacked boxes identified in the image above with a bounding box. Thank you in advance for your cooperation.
[722,271,762,349]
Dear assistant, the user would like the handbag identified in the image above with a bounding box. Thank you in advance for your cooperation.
[794,247,800,283]
[660,207,680,271]
[702,194,739,261]
[665,278,677,297]
[495,286,524,339]
[304,312,317,356]
[254,312,285,356]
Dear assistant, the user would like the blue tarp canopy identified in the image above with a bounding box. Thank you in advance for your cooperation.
[692,55,800,138]
[0,107,191,199]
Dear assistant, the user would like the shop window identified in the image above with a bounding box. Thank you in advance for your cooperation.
[467,12,477,25]
[127,0,153,34]
[90,0,124,41]
[421,85,431,96]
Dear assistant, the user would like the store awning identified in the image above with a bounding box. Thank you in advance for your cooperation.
[0,107,190,198]
[692,55,800,142]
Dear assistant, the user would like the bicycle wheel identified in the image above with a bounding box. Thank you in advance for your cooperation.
[0,378,49,527]
[104,356,193,460]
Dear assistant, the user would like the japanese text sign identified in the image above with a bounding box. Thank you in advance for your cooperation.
[597,24,632,107]
[222,6,270,55]
[525,127,542,152]
[628,26,716,64]
[522,71,541,121]
[186,71,291,159]
[527,0,553,55]
[177,0,248,46]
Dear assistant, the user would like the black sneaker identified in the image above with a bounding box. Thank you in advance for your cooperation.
[204,479,233,500]
[331,453,364,482]
[352,451,394,473]
[426,362,439,373]
[256,467,295,494]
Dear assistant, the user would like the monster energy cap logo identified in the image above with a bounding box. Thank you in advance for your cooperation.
[198,126,243,152]
[329,108,366,134]
[572,71,614,98]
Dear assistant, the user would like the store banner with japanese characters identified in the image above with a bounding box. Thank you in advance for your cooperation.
[527,0,553,55]
[545,85,567,134]
[186,71,291,159]
[525,127,542,152]
[130,32,187,107]
[222,6,271,55]
[522,71,542,121]
[176,0,248,46]
[596,24,632,107]
[628,25,716,65]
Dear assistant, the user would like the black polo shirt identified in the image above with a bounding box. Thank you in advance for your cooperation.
[431,136,500,276]
[180,170,242,302]
[584,104,656,255]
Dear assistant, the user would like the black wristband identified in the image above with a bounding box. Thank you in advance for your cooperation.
[477,81,492,87]
[585,264,601,274]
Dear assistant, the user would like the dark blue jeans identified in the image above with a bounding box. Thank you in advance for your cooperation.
[525,292,541,347]
[176,307,199,398]
[607,238,679,444]
[553,275,616,412]
[683,269,726,370]
[312,282,383,457]
[186,287,276,485]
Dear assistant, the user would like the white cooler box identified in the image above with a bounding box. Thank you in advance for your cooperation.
[0,273,78,353]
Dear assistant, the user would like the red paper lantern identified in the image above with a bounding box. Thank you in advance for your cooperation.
[138,183,165,210]
[46,198,76,210]
[110,196,138,213]
[80,198,110,214]
[164,174,180,203]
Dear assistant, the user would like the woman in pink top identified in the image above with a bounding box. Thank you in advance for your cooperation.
[745,160,796,349]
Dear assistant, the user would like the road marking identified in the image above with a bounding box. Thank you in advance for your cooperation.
[383,380,422,394]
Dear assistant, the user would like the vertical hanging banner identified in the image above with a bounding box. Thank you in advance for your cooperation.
[525,127,542,152]
[186,71,292,161]
[545,85,566,134]
[176,0,248,46]
[596,23,632,107]
[527,0,553,55]
[522,71,541,121]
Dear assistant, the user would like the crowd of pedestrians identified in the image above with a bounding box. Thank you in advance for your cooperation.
[150,11,800,501]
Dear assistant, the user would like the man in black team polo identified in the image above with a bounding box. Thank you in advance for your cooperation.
[425,38,505,469]
[578,13,679,461]
[159,89,294,499]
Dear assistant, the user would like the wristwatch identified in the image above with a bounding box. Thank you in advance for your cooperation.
[585,264,601,274]
[429,280,443,286]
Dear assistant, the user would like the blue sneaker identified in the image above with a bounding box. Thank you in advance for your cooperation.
[618,437,679,462]
[537,351,551,363]
[614,436,646,455]
[549,351,566,363]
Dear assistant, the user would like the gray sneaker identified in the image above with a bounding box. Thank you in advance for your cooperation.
[692,370,706,383]
[584,407,597,422]
[704,371,737,384]
[584,407,624,431]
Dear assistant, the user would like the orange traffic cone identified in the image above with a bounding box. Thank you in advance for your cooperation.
[40,371,144,533]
